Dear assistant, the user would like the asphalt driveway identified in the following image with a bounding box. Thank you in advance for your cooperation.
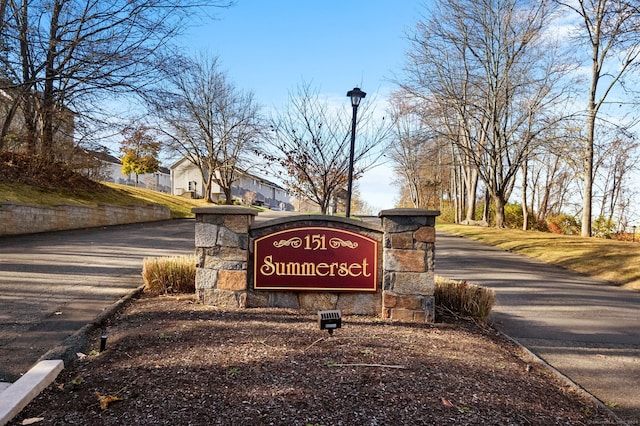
[436,231,640,423]
[0,219,195,382]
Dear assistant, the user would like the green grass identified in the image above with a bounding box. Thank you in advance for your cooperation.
[438,223,640,291]
[0,181,210,218]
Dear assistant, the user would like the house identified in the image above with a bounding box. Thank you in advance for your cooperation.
[170,156,295,210]
[1,85,75,152]
[80,149,171,193]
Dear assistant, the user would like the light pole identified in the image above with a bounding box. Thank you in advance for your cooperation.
[345,87,366,217]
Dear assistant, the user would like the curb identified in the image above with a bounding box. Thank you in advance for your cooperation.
[37,285,145,366]
[0,285,145,425]
[0,360,64,426]
[496,330,629,426]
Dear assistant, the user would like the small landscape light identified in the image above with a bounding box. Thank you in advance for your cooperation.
[318,310,342,336]
[100,328,108,352]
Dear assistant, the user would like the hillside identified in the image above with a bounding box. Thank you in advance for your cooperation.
[0,152,208,218]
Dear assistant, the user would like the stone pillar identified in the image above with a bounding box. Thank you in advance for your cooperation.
[379,208,440,323]
[193,206,257,308]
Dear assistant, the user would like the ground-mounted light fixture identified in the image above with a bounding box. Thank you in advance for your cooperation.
[345,87,366,218]
[100,328,108,352]
[318,309,342,336]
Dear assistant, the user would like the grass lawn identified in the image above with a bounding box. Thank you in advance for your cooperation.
[0,181,211,218]
[438,223,640,291]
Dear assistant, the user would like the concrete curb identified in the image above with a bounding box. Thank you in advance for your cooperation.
[37,285,145,366]
[0,285,145,425]
[497,330,629,426]
[0,360,64,426]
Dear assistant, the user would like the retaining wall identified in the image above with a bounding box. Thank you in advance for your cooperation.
[0,202,171,236]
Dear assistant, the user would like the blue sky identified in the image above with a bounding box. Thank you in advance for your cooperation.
[180,1,427,211]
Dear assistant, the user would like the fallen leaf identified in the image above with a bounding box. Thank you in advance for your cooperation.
[96,391,122,410]
[76,352,87,359]
[21,418,44,425]
[441,397,454,407]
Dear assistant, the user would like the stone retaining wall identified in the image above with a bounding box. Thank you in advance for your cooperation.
[193,206,440,323]
[0,202,171,236]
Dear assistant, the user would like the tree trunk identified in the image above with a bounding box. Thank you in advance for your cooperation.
[41,0,63,160]
[482,190,490,223]
[222,186,233,204]
[522,159,529,231]
[464,166,478,222]
[494,193,507,228]
[581,107,596,237]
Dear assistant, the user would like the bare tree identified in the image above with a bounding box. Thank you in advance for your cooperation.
[150,53,263,203]
[0,0,232,158]
[263,83,391,215]
[555,0,640,236]
[402,0,572,228]
[388,92,449,210]
[593,127,639,227]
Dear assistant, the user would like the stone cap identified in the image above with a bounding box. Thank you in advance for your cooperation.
[192,206,258,216]
[250,214,382,232]
[379,208,441,218]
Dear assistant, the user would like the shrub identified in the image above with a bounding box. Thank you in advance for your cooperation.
[142,255,196,295]
[504,203,524,229]
[434,276,495,324]
[593,216,616,239]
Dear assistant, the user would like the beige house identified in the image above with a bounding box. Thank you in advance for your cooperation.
[170,157,295,210]
[80,149,171,193]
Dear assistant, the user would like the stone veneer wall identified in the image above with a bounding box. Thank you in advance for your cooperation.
[193,206,257,308]
[380,209,438,323]
[0,202,171,236]
[193,206,440,323]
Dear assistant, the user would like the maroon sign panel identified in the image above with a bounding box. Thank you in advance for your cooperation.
[254,226,378,292]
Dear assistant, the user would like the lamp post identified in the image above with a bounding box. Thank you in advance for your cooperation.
[345,87,366,217]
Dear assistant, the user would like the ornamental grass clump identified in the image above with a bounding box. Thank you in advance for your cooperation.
[142,255,196,295]
[435,276,495,324]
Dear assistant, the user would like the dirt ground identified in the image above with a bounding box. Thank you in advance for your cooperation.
[10,294,617,425]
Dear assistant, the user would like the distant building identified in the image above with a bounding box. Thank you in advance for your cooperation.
[80,149,171,193]
[169,156,295,210]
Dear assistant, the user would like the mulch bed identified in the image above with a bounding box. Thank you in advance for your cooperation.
[10,294,616,425]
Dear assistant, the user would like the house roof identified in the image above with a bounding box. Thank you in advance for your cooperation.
[89,149,121,164]
[169,156,286,191]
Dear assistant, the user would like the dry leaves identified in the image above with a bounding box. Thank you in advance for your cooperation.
[95,392,122,410]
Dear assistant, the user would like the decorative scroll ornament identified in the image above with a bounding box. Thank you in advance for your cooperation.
[273,237,303,248]
[329,237,358,249]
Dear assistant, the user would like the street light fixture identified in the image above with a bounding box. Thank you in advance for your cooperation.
[345,87,366,217]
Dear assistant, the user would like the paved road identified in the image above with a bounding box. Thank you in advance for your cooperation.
[436,231,640,423]
[0,219,195,382]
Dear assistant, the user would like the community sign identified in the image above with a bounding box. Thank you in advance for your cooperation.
[253,226,378,291]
